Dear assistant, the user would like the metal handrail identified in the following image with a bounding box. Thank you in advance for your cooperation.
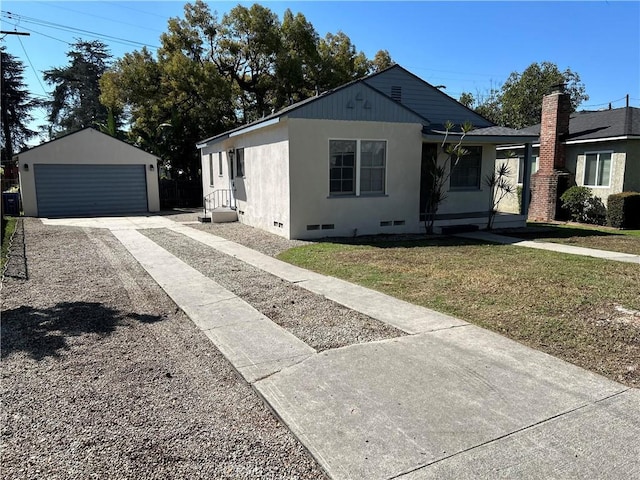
[203,189,236,216]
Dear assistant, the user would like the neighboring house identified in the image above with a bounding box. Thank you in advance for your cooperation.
[18,128,161,217]
[497,100,640,215]
[197,65,536,239]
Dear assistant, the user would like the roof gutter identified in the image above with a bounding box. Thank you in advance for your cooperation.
[196,117,281,150]
[496,134,640,150]
[422,132,539,144]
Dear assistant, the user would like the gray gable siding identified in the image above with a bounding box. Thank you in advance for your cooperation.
[287,82,425,124]
[364,67,493,128]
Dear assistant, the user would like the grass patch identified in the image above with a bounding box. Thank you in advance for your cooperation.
[279,237,640,387]
[500,222,640,255]
[1,216,18,271]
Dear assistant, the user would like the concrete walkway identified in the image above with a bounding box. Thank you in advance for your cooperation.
[41,216,640,479]
[457,231,640,264]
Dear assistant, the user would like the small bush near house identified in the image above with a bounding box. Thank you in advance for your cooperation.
[607,192,640,229]
[560,186,606,225]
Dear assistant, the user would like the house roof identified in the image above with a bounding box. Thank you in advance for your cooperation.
[15,127,160,160]
[423,125,538,144]
[197,65,538,148]
[517,106,640,142]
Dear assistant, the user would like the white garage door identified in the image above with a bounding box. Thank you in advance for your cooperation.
[35,164,148,217]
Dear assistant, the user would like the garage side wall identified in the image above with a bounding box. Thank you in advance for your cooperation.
[18,129,160,216]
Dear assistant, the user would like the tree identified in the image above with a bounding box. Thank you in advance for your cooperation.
[461,62,588,128]
[1,47,39,163]
[98,0,383,186]
[371,49,394,72]
[215,3,282,121]
[316,31,370,90]
[44,39,112,136]
[275,9,320,106]
[500,62,588,128]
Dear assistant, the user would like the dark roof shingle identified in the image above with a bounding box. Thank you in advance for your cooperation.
[518,107,640,141]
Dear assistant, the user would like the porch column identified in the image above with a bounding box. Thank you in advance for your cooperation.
[520,142,532,218]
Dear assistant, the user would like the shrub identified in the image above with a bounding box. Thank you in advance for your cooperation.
[582,196,607,225]
[607,192,640,228]
[560,186,593,222]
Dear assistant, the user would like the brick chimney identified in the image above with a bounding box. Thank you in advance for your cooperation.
[528,84,572,222]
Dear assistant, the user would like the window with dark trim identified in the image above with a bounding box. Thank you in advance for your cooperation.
[330,140,356,195]
[450,146,482,190]
[236,148,245,177]
[218,152,223,176]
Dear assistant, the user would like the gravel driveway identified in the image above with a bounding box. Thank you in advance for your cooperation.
[1,218,326,479]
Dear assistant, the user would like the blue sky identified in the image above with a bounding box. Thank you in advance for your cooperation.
[2,1,639,137]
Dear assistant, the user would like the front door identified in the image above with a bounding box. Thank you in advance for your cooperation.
[419,143,438,221]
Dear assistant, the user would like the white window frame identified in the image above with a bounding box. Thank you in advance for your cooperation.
[218,152,223,177]
[582,150,612,188]
[328,138,387,197]
[517,155,539,184]
[209,154,215,186]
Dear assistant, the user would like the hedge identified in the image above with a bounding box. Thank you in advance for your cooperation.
[607,192,640,229]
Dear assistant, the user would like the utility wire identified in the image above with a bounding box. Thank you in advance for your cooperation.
[2,21,71,45]
[16,35,49,95]
[102,1,170,20]
[45,2,164,35]
[1,11,160,50]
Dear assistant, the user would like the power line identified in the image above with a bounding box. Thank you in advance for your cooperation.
[44,2,165,35]
[1,11,160,50]
[2,21,71,45]
[16,35,49,96]
[102,1,171,20]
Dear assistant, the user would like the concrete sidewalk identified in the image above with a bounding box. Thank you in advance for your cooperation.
[457,231,640,264]
[41,217,640,478]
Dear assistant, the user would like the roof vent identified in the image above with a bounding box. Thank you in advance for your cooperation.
[390,86,402,102]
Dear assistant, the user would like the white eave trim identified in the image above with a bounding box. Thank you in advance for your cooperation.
[565,135,638,145]
[423,133,538,144]
[230,117,280,138]
[496,135,640,150]
[196,116,282,149]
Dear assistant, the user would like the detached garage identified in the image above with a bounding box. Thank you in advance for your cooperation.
[17,128,160,217]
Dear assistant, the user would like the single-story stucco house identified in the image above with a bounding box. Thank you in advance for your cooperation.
[197,65,537,239]
[17,128,161,217]
[497,102,640,216]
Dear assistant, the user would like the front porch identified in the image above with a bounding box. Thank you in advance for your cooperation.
[420,211,526,234]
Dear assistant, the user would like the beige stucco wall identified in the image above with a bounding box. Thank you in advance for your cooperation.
[571,142,625,206]
[18,128,160,216]
[493,155,521,214]
[200,121,291,237]
[622,140,640,192]
[287,118,424,239]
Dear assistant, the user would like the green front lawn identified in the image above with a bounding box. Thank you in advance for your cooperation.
[503,223,640,255]
[278,236,640,387]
